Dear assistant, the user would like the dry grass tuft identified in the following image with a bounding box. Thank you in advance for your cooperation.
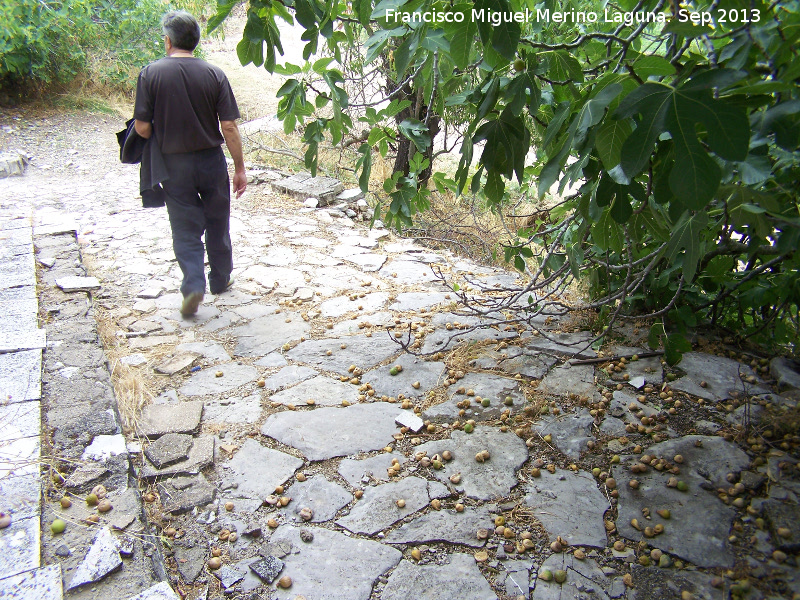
[94,309,157,435]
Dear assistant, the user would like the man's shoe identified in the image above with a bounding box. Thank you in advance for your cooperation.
[211,277,234,295]
[180,291,204,316]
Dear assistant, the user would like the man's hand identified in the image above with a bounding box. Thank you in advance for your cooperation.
[220,120,247,198]
[232,170,247,198]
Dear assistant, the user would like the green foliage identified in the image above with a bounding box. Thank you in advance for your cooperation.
[1,0,215,93]
[216,0,800,358]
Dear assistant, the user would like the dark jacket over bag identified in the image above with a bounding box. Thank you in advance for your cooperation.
[117,118,169,208]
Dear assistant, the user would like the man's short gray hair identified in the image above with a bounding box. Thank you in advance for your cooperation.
[162,11,201,51]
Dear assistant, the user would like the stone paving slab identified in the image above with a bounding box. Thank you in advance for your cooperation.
[140,435,214,479]
[523,470,610,548]
[137,401,204,438]
[615,435,750,567]
[0,472,40,520]
[0,435,40,480]
[175,341,231,363]
[158,474,216,514]
[202,393,262,424]
[531,410,595,460]
[338,452,408,487]
[262,402,402,461]
[671,351,769,402]
[417,427,529,500]
[0,515,40,579]
[0,401,40,440]
[533,553,622,600]
[384,505,493,547]
[0,563,62,600]
[219,438,303,500]
[336,476,449,535]
[124,581,180,600]
[0,350,41,403]
[420,319,518,354]
[319,292,389,318]
[427,373,525,423]
[0,330,46,355]
[231,312,310,357]
[363,353,446,400]
[269,375,360,407]
[262,365,318,392]
[286,334,403,376]
[270,525,402,600]
[379,259,441,286]
[389,291,451,312]
[381,554,498,600]
[525,331,597,359]
[288,475,352,522]
[537,363,601,401]
[179,363,258,396]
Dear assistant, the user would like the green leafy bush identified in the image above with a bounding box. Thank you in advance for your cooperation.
[1,0,214,93]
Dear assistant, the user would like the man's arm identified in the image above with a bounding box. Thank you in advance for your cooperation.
[134,120,152,139]
[220,120,247,198]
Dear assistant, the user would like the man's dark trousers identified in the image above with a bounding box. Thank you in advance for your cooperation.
[161,146,232,297]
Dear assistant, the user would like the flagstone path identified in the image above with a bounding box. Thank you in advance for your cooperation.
[1,111,799,600]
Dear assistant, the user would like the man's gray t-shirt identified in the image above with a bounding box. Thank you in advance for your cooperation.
[134,57,240,155]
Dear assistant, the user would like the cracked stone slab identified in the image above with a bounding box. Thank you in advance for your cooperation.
[286,334,403,377]
[381,554,497,600]
[531,410,595,460]
[262,365,318,392]
[261,402,401,461]
[0,471,40,520]
[213,564,247,590]
[336,476,449,535]
[319,292,389,318]
[0,515,39,579]
[288,476,352,522]
[141,435,214,478]
[523,469,610,548]
[363,353,445,400]
[157,474,216,514]
[269,375,360,407]
[416,427,529,500]
[337,452,408,487]
[615,435,750,568]
[0,350,41,403]
[219,438,303,500]
[270,526,402,600]
[231,312,310,357]
[537,364,601,402]
[533,552,621,600]
[385,505,493,547]
[771,357,800,391]
[425,373,526,423]
[249,555,284,583]
[173,544,206,583]
[82,434,128,461]
[420,317,518,354]
[671,352,770,403]
[137,401,203,438]
[202,393,262,424]
[179,363,258,396]
[67,527,122,590]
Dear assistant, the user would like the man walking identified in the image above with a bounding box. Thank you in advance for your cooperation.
[133,10,247,316]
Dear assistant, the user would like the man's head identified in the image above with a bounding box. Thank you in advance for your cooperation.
[161,11,201,52]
